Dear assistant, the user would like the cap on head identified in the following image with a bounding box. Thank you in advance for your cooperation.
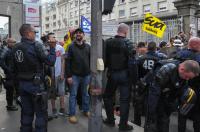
[74,28,84,34]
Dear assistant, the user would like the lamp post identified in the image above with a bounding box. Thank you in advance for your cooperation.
[78,0,81,27]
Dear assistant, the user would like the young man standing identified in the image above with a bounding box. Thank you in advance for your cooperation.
[47,33,66,116]
[67,28,91,124]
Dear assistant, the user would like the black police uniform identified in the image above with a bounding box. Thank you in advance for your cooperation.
[176,49,200,132]
[0,45,18,110]
[12,38,56,132]
[133,51,163,126]
[103,35,133,130]
[145,63,187,132]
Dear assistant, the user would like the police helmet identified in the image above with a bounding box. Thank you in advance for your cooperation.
[179,88,196,115]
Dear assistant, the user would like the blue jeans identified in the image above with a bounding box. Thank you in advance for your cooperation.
[69,75,90,116]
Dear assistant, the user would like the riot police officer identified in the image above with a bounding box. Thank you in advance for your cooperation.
[133,41,166,126]
[103,23,133,131]
[176,37,200,132]
[12,24,56,132]
[0,38,18,111]
[145,60,200,132]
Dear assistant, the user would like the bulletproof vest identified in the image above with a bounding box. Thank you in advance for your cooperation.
[13,42,40,80]
[106,37,130,70]
[138,53,161,78]
[143,59,180,85]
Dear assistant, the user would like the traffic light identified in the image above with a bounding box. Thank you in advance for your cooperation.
[102,0,116,15]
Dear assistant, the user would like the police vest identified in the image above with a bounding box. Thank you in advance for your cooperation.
[106,37,132,70]
[13,42,40,80]
[138,53,161,78]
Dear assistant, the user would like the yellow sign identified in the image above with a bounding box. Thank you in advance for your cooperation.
[142,13,167,38]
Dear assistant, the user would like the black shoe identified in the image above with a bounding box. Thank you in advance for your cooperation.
[6,105,18,111]
[103,119,115,127]
[118,124,133,131]
[48,115,54,121]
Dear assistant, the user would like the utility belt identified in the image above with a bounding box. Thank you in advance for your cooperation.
[17,73,43,85]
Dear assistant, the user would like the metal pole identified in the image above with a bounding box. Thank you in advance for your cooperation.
[79,0,80,27]
[88,0,103,132]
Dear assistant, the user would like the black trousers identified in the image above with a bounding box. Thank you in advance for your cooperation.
[103,70,131,125]
[178,107,200,132]
[4,80,15,106]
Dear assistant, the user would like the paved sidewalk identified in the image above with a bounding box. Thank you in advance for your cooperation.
[0,92,143,132]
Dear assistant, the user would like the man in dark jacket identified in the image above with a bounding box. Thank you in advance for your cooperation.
[13,24,56,132]
[145,60,200,132]
[67,28,91,124]
[176,37,200,132]
[134,41,165,126]
[0,38,18,111]
[103,23,134,131]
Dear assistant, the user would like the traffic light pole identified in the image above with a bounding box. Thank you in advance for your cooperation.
[88,0,103,132]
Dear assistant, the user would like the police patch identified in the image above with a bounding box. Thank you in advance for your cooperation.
[15,50,24,62]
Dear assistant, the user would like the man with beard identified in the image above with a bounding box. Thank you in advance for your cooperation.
[67,28,91,124]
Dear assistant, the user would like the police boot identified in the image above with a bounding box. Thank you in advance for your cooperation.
[6,105,18,111]
[118,123,134,131]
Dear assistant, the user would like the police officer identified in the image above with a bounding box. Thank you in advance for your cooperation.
[145,60,200,132]
[176,37,200,132]
[12,24,56,132]
[103,23,133,131]
[0,38,18,111]
[133,41,165,126]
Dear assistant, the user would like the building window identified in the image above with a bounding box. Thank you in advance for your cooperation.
[158,1,167,12]
[119,10,125,18]
[75,10,78,16]
[75,20,78,25]
[53,14,56,20]
[75,0,78,6]
[130,7,137,16]
[86,7,90,13]
[45,17,49,21]
[119,0,125,4]
[45,24,49,29]
[70,21,73,26]
[70,12,73,18]
[70,2,73,8]
[143,4,151,14]
[80,9,84,15]
[53,22,56,27]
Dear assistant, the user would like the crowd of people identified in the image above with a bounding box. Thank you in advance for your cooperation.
[0,23,200,132]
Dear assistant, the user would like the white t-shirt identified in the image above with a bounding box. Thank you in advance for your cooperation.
[55,44,65,77]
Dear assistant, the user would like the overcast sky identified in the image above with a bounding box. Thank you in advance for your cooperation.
[0,16,8,28]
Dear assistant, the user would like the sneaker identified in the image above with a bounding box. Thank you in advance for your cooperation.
[6,105,18,111]
[58,108,65,116]
[118,124,133,131]
[103,118,115,127]
[83,112,90,117]
[69,116,78,124]
[52,108,58,118]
